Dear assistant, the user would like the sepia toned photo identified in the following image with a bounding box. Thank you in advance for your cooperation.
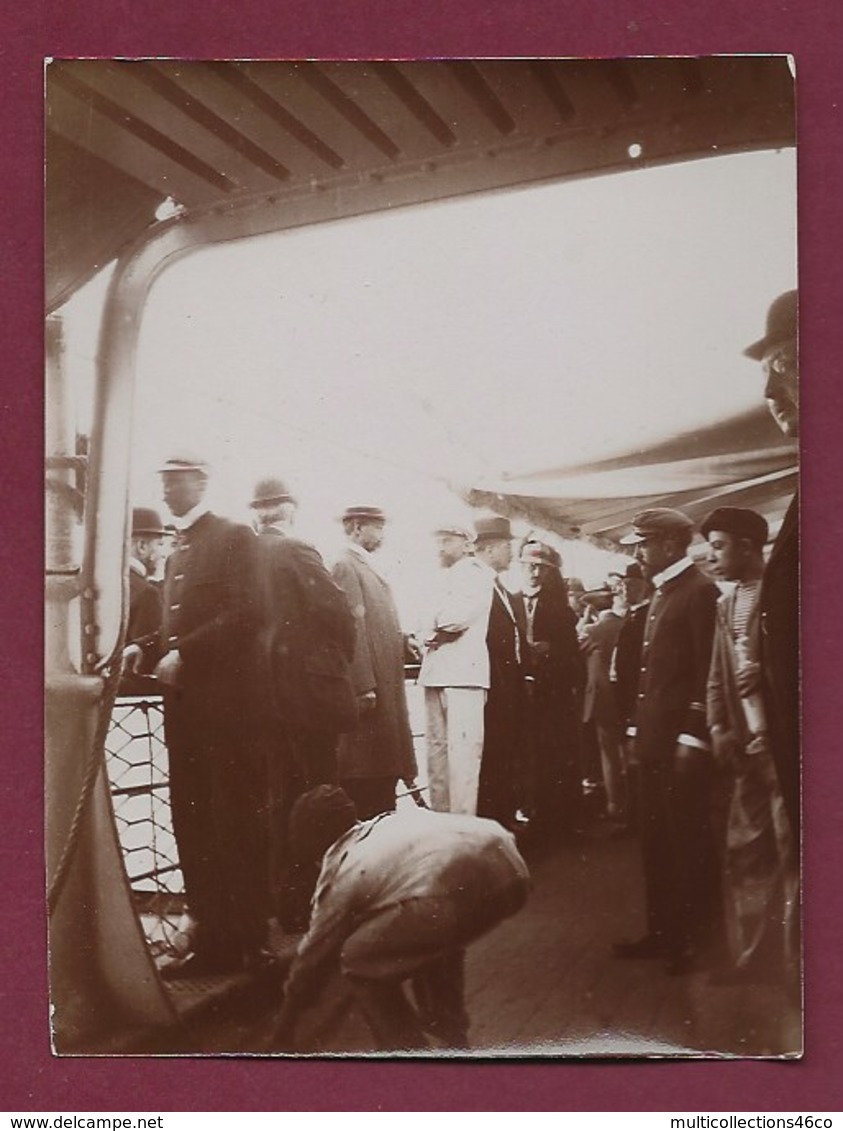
[44,57,799,1058]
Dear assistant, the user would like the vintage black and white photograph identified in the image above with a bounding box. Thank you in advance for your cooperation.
[44,57,799,1058]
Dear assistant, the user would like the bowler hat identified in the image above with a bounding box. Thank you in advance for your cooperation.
[474,516,512,543]
[700,506,769,548]
[131,507,167,537]
[340,505,386,524]
[582,587,613,609]
[249,476,296,509]
[619,508,695,545]
[608,561,645,581]
[157,451,209,475]
[743,290,797,361]
[520,539,560,568]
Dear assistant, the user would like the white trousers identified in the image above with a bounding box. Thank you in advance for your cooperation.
[424,686,486,815]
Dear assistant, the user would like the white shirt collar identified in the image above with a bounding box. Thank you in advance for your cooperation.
[129,556,147,578]
[173,504,210,532]
[652,555,694,589]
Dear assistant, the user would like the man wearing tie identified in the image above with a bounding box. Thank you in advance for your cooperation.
[473,516,527,830]
[518,539,584,842]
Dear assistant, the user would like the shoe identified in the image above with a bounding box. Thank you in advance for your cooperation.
[159,949,244,980]
[612,935,667,960]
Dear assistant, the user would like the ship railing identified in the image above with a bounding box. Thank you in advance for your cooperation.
[104,671,427,963]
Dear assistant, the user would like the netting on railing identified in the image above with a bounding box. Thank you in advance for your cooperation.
[105,696,190,962]
[104,680,428,963]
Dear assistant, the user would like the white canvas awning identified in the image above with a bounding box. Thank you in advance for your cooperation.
[467,406,797,548]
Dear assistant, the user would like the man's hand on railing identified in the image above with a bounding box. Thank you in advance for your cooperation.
[121,643,144,675]
[154,649,184,689]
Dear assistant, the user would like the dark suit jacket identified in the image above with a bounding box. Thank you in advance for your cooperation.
[614,601,650,730]
[157,513,264,721]
[525,582,583,703]
[120,566,164,692]
[633,563,718,763]
[487,583,527,700]
[127,567,163,647]
[581,611,625,725]
[257,527,356,736]
[759,493,800,838]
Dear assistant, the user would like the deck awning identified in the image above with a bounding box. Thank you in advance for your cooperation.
[467,405,798,548]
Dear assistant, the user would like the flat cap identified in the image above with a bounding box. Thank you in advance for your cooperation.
[619,508,695,545]
[743,290,797,361]
[249,477,296,509]
[131,507,168,536]
[340,505,387,524]
[700,506,769,547]
[474,515,513,543]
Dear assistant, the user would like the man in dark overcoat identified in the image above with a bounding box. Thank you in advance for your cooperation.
[250,477,356,786]
[332,506,421,821]
[742,289,800,846]
[610,561,653,830]
[613,507,720,975]
[474,516,527,830]
[249,476,356,930]
[149,454,269,977]
[518,539,584,842]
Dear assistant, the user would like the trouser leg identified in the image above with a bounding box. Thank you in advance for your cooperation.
[596,721,626,817]
[346,977,429,1051]
[425,688,450,812]
[410,950,469,1046]
[444,687,486,815]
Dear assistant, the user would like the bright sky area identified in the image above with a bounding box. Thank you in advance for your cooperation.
[59,147,796,622]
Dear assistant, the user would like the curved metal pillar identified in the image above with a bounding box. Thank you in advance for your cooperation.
[46,315,177,1051]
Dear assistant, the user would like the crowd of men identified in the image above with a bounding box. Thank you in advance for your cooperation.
[118,289,800,1049]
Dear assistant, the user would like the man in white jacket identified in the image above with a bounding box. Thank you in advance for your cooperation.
[418,525,494,814]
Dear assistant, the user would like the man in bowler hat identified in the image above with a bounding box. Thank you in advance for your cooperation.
[473,516,528,829]
[332,506,422,820]
[249,476,356,930]
[742,290,800,845]
[120,507,167,694]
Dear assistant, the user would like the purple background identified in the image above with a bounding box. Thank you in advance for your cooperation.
[6,1,842,1112]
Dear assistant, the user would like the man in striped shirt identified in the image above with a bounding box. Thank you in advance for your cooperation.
[703,506,798,986]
